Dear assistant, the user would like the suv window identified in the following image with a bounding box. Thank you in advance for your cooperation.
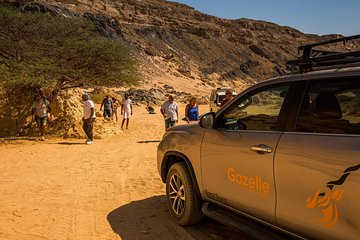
[217,95,226,104]
[296,78,360,134]
[220,85,290,131]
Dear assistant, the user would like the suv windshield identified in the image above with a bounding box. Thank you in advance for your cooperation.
[221,85,290,131]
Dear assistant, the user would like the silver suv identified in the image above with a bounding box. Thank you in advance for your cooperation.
[157,35,360,239]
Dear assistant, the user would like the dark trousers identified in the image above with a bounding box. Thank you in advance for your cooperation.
[83,118,94,141]
[165,118,176,129]
[103,109,112,118]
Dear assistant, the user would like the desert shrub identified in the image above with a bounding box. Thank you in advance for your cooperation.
[91,93,104,104]
[0,6,138,92]
[0,6,138,136]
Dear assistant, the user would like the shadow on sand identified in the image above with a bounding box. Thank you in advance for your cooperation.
[137,140,161,144]
[56,141,85,145]
[107,195,249,240]
[0,136,39,141]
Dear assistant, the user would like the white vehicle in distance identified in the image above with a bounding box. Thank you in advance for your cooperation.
[209,87,237,112]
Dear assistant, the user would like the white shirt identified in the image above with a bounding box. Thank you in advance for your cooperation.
[122,99,132,114]
[83,100,95,119]
[32,99,49,117]
[161,101,178,121]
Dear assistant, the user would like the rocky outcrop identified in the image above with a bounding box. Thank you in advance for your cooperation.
[1,0,353,93]
[1,0,358,137]
[117,85,209,106]
[0,87,122,138]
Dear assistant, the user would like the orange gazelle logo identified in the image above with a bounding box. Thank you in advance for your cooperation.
[305,164,360,228]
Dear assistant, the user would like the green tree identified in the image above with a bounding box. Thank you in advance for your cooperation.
[0,7,138,137]
[0,7,138,92]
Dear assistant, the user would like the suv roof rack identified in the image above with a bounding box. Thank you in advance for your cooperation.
[287,34,360,73]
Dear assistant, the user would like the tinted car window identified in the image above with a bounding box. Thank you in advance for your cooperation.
[217,95,225,104]
[296,78,360,134]
[220,85,290,131]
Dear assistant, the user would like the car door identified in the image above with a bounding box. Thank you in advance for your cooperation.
[275,77,360,240]
[201,82,299,224]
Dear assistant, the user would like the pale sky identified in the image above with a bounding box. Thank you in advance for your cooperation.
[168,0,360,36]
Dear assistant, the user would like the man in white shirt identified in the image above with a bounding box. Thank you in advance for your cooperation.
[32,93,51,141]
[121,93,133,130]
[82,93,96,145]
[160,95,178,130]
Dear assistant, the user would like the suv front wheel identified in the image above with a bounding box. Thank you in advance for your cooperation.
[166,162,204,225]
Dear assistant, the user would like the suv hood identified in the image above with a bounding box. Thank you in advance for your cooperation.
[166,123,199,132]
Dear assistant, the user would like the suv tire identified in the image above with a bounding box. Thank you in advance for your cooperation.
[166,162,204,225]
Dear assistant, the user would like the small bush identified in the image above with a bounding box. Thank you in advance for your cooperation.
[91,93,104,104]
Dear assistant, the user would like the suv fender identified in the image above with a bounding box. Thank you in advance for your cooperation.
[161,151,202,198]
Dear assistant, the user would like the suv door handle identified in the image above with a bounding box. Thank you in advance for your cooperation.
[250,144,273,154]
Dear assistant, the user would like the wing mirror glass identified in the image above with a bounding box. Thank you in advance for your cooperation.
[199,112,215,129]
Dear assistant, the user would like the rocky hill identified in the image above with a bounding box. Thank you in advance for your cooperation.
[1,0,359,138]
[2,0,351,95]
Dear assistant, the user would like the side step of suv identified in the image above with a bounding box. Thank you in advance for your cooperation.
[202,202,302,240]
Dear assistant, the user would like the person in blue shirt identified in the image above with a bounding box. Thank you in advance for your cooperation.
[185,97,199,123]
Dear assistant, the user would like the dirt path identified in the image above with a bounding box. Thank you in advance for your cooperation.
[0,104,254,240]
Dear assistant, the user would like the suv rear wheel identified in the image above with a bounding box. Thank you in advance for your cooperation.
[166,162,203,225]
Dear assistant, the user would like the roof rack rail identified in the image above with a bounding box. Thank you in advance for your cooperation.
[287,34,360,73]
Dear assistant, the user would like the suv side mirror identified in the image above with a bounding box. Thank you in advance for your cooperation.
[199,112,215,129]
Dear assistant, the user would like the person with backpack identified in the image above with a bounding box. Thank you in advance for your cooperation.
[32,93,51,141]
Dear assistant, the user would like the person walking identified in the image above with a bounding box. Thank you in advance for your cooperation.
[161,95,178,130]
[121,93,132,130]
[100,95,113,118]
[32,93,51,141]
[185,97,199,123]
[82,93,96,145]
[112,97,119,123]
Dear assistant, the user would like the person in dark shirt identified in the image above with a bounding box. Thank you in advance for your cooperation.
[100,95,113,118]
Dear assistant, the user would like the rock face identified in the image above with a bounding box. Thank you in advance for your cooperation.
[2,0,352,93]
[1,0,358,137]
[0,87,123,138]
[117,86,209,106]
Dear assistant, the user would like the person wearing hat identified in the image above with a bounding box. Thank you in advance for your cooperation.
[220,89,234,107]
[82,93,96,145]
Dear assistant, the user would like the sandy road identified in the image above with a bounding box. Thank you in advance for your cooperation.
[0,104,255,240]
